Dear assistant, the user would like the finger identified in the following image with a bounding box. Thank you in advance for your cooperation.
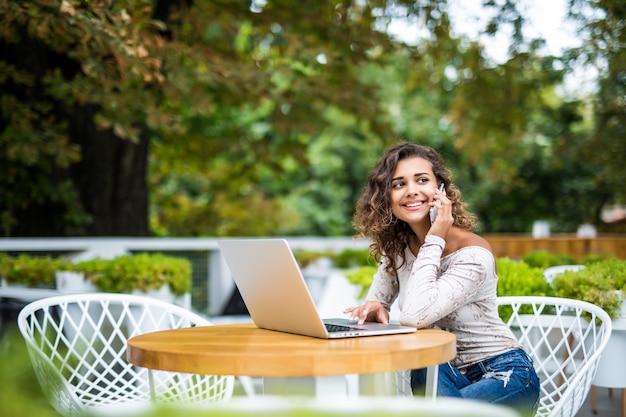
[358,309,369,324]
[377,310,389,324]
[344,307,359,321]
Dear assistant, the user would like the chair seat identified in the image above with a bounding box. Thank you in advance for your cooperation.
[17,293,237,417]
[496,296,612,417]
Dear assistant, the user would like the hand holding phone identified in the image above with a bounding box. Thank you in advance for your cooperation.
[429,183,446,224]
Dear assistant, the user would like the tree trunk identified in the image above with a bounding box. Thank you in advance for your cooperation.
[1,34,150,237]
[70,104,150,236]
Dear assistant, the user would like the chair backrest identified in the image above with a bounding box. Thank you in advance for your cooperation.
[496,296,612,417]
[542,265,585,283]
[17,293,234,417]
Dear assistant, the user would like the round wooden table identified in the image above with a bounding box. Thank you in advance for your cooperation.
[127,323,456,397]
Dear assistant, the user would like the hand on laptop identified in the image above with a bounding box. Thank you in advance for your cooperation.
[344,301,389,325]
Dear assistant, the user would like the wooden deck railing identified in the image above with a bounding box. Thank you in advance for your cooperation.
[484,235,626,261]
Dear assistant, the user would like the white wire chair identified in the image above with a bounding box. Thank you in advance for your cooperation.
[542,265,585,283]
[17,293,238,417]
[497,296,612,417]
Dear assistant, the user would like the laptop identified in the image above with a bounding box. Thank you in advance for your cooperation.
[218,238,416,339]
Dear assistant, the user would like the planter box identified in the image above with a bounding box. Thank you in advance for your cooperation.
[55,271,97,294]
[593,295,626,388]
[131,285,191,309]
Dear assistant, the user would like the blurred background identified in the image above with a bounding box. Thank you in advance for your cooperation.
[1,0,624,239]
[1,1,625,415]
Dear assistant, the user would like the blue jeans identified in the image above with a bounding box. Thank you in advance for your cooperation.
[411,349,540,417]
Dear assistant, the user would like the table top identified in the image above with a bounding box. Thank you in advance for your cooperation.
[127,323,456,377]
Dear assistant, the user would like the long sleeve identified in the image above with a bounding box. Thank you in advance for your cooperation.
[399,235,486,328]
[363,235,522,367]
[364,257,399,310]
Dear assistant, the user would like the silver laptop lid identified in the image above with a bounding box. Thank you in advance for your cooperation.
[218,238,330,338]
[218,238,416,339]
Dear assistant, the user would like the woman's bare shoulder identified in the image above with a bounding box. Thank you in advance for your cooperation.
[443,229,492,257]
[456,230,492,252]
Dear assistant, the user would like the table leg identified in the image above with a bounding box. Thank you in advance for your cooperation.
[260,370,440,399]
[424,365,439,400]
[262,375,388,397]
[263,376,349,396]
[346,374,359,396]
[148,370,156,403]
[316,375,356,397]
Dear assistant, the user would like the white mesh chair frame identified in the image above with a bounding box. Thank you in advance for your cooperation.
[17,293,236,416]
[388,369,413,397]
[542,265,585,283]
[497,296,612,417]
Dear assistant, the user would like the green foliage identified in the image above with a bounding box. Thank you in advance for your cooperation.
[2,255,66,288]
[0,253,191,296]
[496,258,553,298]
[344,265,378,299]
[0,252,9,278]
[70,258,109,284]
[293,249,336,269]
[552,258,626,319]
[496,257,553,321]
[95,253,192,296]
[0,0,156,236]
[581,253,613,265]
[567,1,626,209]
[293,247,376,270]
[0,329,60,417]
[334,248,376,269]
[1,0,623,237]
[496,258,552,296]
[521,250,577,269]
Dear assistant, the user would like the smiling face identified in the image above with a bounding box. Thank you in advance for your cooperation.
[390,157,439,224]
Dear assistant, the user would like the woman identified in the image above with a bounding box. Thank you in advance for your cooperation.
[344,142,540,416]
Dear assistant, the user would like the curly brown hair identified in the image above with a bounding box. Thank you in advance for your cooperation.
[353,142,477,274]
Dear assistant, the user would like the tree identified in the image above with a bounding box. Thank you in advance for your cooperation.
[0,0,421,237]
[0,0,623,237]
[568,0,626,213]
[1,0,167,236]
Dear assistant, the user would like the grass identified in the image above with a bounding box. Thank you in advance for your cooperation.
[0,324,61,417]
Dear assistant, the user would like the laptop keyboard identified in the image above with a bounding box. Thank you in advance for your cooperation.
[325,323,362,333]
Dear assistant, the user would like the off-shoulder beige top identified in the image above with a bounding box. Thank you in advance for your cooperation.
[365,235,523,368]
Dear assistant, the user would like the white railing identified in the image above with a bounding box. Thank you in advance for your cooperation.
[0,237,369,316]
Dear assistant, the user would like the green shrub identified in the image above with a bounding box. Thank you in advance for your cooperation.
[581,253,614,265]
[344,265,377,299]
[293,250,335,268]
[521,250,576,269]
[0,253,191,296]
[94,253,192,296]
[334,248,376,269]
[496,257,553,321]
[72,258,109,284]
[553,258,626,319]
[3,255,67,288]
[496,257,553,298]
[0,252,11,279]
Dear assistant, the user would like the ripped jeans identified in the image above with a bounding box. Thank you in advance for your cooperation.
[411,349,540,417]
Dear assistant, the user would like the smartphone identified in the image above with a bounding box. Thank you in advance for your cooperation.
[429,183,446,224]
